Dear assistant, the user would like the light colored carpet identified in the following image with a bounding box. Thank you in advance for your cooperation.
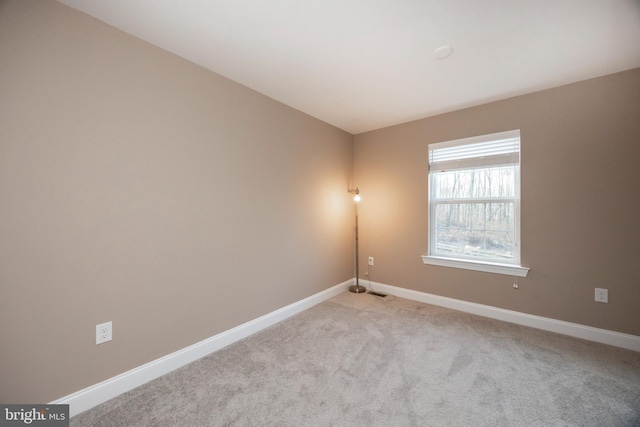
[71,292,640,426]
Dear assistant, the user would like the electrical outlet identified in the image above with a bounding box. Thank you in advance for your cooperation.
[368,256,374,266]
[96,321,112,345]
[595,288,608,303]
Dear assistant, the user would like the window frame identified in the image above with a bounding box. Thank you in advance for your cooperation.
[422,130,529,277]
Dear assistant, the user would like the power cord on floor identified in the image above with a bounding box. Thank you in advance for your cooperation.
[365,266,396,301]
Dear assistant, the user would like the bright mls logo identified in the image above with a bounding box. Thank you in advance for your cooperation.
[1,405,68,426]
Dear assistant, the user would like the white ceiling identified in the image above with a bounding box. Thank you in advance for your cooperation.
[57,0,640,134]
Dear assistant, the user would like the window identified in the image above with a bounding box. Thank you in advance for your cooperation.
[422,130,529,277]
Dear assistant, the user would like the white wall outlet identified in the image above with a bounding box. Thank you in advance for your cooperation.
[595,288,608,303]
[96,321,112,345]
[368,256,374,266]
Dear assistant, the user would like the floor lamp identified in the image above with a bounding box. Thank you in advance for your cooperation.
[349,188,366,293]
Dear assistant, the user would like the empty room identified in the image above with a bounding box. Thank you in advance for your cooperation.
[1,0,639,425]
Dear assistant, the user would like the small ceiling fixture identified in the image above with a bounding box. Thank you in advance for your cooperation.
[434,45,453,59]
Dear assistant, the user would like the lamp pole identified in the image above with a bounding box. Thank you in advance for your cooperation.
[349,188,366,293]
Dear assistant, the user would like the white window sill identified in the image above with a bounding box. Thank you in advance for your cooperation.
[421,255,529,277]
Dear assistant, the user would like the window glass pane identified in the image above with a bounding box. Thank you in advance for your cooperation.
[485,202,514,230]
[434,204,460,255]
[485,231,514,260]
[434,166,515,199]
[434,202,515,261]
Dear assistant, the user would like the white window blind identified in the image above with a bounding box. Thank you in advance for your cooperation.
[429,130,520,172]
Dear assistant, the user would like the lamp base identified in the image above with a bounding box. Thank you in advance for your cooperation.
[349,284,367,294]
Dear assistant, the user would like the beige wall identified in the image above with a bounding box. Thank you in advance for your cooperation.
[0,0,354,403]
[354,68,640,337]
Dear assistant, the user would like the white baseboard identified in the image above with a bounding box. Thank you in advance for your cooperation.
[52,280,351,417]
[368,281,640,353]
